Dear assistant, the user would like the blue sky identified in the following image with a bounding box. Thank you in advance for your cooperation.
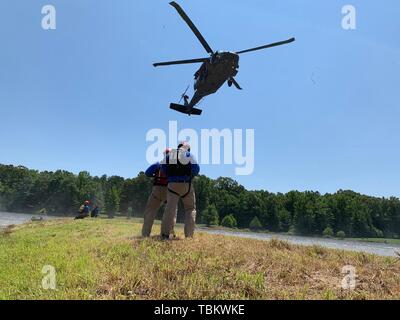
[0,0,399,197]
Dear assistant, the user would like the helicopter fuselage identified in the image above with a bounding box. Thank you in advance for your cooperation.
[190,52,239,106]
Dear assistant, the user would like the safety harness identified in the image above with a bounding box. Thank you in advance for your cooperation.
[168,177,192,199]
[166,149,193,199]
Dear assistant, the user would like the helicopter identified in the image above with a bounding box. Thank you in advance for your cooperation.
[153,1,295,116]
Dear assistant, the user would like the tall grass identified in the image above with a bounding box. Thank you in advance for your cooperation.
[0,219,399,300]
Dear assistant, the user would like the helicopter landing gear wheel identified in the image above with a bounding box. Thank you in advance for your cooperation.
[228,79,233,87]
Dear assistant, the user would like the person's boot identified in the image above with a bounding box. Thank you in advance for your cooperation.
[161,234,170,240]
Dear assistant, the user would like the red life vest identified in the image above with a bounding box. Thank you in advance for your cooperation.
[153,168,168,187]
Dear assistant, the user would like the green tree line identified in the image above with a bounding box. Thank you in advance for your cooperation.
[1,164,400,238]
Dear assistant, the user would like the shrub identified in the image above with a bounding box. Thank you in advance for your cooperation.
[277,208,291,232]
[37,208,48,215]
[221,214,237,228]
[269,238,292,250]
[105,186,120,216]
[127,207,133,219]
[202,205,219,227]
[249,217,262,230]
[323,227,334,238]
[336,231,346,239]
[288,225,296,235]
[373,228,384,238]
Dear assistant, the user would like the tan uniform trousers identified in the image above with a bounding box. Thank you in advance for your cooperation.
[161,182,196,238]
[142,186,171,237]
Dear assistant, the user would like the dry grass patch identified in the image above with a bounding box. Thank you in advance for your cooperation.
[0,219,399,300]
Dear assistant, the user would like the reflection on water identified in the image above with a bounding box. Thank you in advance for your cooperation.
[200,228,400,257]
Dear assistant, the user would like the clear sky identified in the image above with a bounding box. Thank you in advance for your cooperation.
[0,0,399,197]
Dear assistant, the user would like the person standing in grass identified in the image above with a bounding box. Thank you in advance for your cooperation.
[75,200,91,220]
[141,148,176,237]
[161,142,200,239]
[91,205,100,218]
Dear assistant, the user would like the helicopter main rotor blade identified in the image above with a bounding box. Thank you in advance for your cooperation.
[169,1,214,54]
[236,37,295,55]
[153,58,209,67]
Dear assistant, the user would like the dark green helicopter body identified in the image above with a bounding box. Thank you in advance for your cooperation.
[153,2,295,116]
[190,52,240,107]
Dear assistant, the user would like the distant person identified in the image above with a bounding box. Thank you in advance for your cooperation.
[161,142,200,239]
[75,201,90,220]
[91,205,100,218]
[141,148,177,237]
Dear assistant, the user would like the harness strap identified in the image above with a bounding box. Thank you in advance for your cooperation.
[168,179,192,199]
[168,188,180,197]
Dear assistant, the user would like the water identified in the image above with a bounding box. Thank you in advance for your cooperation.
[2,212,399,257]
[0,211,54,228]
[199,228,400,257]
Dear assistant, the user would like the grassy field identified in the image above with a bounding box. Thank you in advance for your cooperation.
[0,218,399,300]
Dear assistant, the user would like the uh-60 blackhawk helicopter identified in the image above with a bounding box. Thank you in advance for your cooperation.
[153,1,295,116]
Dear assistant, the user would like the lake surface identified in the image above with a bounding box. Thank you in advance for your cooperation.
[2,212,399,257]
[200,228,400,257]
[0,211,55,228]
